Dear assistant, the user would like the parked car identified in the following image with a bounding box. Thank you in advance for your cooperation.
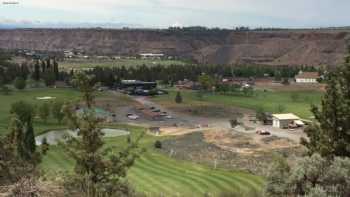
[127,114,139,120]
[256,130,271,135]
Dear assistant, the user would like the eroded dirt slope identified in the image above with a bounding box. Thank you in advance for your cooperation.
[0,29,349,66]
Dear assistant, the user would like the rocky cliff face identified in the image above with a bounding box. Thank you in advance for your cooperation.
[0,29,349,66]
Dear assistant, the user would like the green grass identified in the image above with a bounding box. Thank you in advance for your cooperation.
[41,125,264,197]
[60,59,188,71]
[0,88,81,135]
[152,89,323,119]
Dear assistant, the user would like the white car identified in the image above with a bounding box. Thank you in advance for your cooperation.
[127,114,139,120]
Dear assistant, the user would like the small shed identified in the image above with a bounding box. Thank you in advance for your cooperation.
[272,113,302,129]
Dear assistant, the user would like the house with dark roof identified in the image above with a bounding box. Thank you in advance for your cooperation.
[295,72,320,83]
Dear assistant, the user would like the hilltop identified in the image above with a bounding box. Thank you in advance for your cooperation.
[0,28,350,66]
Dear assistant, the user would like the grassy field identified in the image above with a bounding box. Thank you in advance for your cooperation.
[0,88,264,196]
[60,59,188,71]
[41,125,264,197]
[151,89,323,119]
[0,88,82,135]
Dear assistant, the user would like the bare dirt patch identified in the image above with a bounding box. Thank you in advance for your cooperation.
[160,130,306,175]
[255,81,326,92]
[204,129,299,154]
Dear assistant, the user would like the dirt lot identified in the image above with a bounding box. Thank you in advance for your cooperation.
[255,81,326,92]
[160,130,306,175]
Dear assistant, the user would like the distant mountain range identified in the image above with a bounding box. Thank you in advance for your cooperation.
[0,21,142,29]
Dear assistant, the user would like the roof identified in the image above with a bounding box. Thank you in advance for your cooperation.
[295,72,320,79]
[272,113,301,120]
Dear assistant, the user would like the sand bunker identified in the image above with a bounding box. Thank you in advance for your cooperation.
[35,128,130,145]
[36,96,56,100]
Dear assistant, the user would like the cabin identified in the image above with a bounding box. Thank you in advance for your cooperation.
[272,113,304,129]
[295,72,319,83]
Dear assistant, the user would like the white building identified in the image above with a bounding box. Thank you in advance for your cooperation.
[140,53,164,59]
[295,72,319,83]
[272,113,304,129]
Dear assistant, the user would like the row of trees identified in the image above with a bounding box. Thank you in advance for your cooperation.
[0,53,64,90]
[87,64,315,87]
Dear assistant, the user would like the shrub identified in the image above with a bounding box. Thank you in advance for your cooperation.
[38,102,50,123]
[14,77,26,90]
[1,85,11,95]
[154,140,162,149]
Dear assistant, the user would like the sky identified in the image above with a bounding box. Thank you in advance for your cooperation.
[1,0,350,28]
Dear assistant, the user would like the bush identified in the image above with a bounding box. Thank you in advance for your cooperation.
[282,78,290,85]
[229,119,239,128]
[51,100,64,123]
[154,140,162,149]
[38,102,50,123]
[276,104,286,113]
[14,77,26,90]
[1,85,11,95]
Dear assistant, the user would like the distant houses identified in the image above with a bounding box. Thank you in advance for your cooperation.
[295,71,320,83]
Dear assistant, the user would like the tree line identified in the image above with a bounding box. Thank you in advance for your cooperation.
[87,64,317,87]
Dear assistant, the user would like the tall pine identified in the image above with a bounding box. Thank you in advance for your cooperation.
[24,121,36,155]
[302,51,350,157]
[63,73,142,196]
[33,60,40,81]
[53,58,59,80]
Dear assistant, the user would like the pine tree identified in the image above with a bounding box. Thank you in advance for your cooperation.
[24,121,36,155]
[53,58,59,80]
[46,58,51,69]
[41,60,46,73]
[301,62,350,157]
[63,73,143,196]
[33,60,40,81]
[8,115,26,159]
[175,91,183,103]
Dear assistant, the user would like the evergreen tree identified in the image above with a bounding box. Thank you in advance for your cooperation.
[46,58,51,70]
[51,100,65,123]
[301,63,350,157]
[175,91,183,103]
[38,102,50,123]
[24,121,36,155]
[8,115,26,159]
[10,101,34,124]
[43,71,56,87]
[33,60,40,81]
[14,77,26,90]
[41,60,46,73]
[63,73,143,196]
[53,58,59,80]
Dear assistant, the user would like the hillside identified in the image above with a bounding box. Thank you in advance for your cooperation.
[0,29,350,66]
